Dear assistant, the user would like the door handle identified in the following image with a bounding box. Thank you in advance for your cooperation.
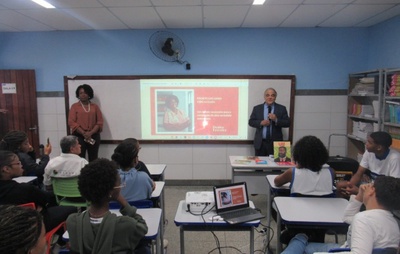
[29,125,37,134]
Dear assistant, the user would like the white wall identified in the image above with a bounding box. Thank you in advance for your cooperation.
[37,95,348,180]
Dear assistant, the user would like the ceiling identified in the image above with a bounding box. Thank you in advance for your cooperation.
[0,0,400,32]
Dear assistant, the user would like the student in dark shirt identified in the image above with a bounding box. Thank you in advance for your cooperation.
[0,130,51,186]
[0,150,76,232]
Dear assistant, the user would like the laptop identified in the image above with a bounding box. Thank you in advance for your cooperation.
[213,182,264,224]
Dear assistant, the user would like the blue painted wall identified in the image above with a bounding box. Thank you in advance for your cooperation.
[368,15,400,69]
[0,15,399,92]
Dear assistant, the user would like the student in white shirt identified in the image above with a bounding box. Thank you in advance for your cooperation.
[43,135,88,191]
[337,131,400,196]
[282,176,400,254]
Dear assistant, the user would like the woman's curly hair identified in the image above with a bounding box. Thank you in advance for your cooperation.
[111,138,139,169]
[292,135,329,172]
[78,158,118,204]
[75,84,94,100]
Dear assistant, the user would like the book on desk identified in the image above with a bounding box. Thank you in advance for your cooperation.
[234,156,268,165]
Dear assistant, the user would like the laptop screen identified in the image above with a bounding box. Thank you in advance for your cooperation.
[213,182,249,213]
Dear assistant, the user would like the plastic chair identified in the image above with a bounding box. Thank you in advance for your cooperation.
[19,202,36,209]
[52,177,88,208]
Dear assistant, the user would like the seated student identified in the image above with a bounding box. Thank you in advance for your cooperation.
[0,130,52,186]
[43,135,88,191]
[111,138,154,202]
[66,158,149,254]
[281,176,400,254]
[127,138,157,180]
[0,151,76,233]
[274,135,334,243]
[274,135,334,197]
[337,131,400,196]
[0,205,47,254]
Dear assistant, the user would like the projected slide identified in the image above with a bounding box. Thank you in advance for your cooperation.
[141,79,248,140]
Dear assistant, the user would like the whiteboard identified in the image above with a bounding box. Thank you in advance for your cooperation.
[64,75,295,143]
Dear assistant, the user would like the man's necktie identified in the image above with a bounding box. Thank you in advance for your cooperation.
[266,106,272,139]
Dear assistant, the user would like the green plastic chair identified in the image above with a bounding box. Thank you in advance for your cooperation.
[52,177,88,208]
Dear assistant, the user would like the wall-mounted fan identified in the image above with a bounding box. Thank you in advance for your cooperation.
[149,31,191,70]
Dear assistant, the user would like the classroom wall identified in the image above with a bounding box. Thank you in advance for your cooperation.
[0,28,368,91]
[37,94,347,180]
[2,15,400,181]
[367,15,400,69]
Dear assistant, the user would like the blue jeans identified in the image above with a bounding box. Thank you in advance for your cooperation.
[281,234,341,254]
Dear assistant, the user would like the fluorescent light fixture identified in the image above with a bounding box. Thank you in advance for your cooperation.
[31,0,55,8]
[253,0,266,5]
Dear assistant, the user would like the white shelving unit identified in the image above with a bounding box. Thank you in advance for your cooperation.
[347,70,383,159]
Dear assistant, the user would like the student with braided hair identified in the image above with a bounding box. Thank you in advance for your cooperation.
[0,205,47,254]
[0,150,76,232]
[0,130,52,186]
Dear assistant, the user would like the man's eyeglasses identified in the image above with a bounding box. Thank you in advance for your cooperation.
[114,182,126,189]
[8,161,22,167]
[265,94,276,98]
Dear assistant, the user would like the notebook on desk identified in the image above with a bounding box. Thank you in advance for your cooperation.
[213,182,264,224]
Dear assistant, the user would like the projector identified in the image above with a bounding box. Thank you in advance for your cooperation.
[185,191,215,212]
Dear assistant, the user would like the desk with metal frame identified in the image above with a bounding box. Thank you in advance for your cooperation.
[152,181,165,251]
[265,174,290,242]
[147,164,166,181]
[174,200,261,254]
[274,197,349,253]
[229,156,291,194]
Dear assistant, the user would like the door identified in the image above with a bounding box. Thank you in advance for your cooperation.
[0,70,40,153]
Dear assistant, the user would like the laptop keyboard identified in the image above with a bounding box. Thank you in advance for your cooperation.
[221,208,259,220]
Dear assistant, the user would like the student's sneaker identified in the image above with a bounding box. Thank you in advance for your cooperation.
[163,239,168,254]
[163,239,169,248]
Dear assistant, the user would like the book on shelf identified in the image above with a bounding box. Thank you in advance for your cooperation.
[388,104,400,124]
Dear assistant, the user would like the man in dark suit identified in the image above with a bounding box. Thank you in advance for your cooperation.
[248,88,290,156]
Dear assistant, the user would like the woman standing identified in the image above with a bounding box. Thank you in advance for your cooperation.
[68,84,103,162]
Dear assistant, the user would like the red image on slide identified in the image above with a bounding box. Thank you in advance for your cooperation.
[230,187,245,205]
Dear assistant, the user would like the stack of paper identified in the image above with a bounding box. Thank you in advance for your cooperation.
[350,83,375,95]
[352,120,373,140]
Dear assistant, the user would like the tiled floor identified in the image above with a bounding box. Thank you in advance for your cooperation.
[162,185,345,254]
[163,185,274,254]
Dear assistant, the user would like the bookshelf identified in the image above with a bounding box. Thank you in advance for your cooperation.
[347,70,383,159]
[382,68,400,152]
